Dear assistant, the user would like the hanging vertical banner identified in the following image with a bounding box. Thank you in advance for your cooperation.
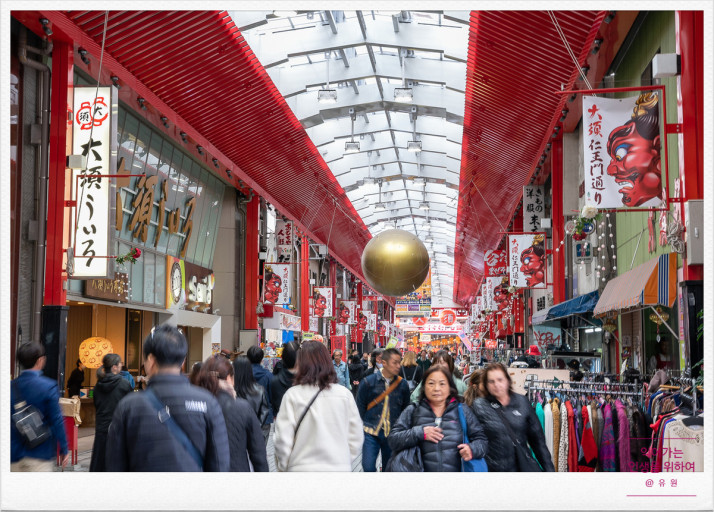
[484,250,508,277]
[492,276,512,314]
[582,93,664,208]
[262,263,292,304]
[309,316,319,333]
[509,234,547,288]
[71,86,117,278]
[364,313,377,332]
[275,219,294,262]
[337,300,356,325]
[471,301,480,321]
[522,186,545,232]
[312,287,333,317]
[481,284,488,309]
[484,276,502,311]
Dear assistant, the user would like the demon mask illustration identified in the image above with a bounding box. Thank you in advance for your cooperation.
[358,312,368,330]
[520,235,545,287]
[492,276,511,313]
[337,303,350,324]
[606,92,662,207]
[313,291,328,317]
[263,267,282,304]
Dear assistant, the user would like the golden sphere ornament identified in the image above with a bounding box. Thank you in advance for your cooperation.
[361,229,430,297]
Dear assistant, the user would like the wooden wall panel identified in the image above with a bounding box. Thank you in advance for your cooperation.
[65,305,92,396]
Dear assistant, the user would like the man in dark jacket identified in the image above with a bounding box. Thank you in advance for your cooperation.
[90,353,133,471]
[417,350,431,373]
[66,359,86,398]
[271,341,299,416]
[247,345,274,440]
[11,342,69,471]
[106,325,229,471]
[348,355,366,398]
[356,348,410,472]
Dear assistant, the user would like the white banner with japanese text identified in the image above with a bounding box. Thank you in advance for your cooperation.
[523,186,545,232]
[509,234,546,288]
[582,93,664,208]
[262,263,292,304]
[275,219,294,262]
[312,287,333,318]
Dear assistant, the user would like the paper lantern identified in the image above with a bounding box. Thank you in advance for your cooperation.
[79,337,114,369]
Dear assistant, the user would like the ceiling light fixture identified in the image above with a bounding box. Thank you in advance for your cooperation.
[407,106,421,152]
[374,179,386,211]
[318,50,337,104]
[345,108,360,154]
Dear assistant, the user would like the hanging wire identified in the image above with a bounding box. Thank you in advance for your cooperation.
[547,10,594,91]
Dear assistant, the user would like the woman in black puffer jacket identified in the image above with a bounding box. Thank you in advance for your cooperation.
[471,363,554,472]
[388,366,487,472]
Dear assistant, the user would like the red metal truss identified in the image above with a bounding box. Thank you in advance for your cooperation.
[13,10,372,285]
[454,10,606,306]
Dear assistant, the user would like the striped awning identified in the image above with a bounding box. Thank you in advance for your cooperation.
[593,254,677,317]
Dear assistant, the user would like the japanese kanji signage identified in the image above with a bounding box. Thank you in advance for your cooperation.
[582,93,663,208]
[312,287,333,317]
[509,234,547,288]
[71,86,117,278]
[262,263,292,305]
[275,220,294,262]
[484,250,508,277]
[523,186,545,232]
[85,272,129,302]
[366,313,378,332]
[484,276,502,311]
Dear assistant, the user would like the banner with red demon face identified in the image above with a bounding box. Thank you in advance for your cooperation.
[337,300,356,325]
[583,93,664,208]
[312,287,333,317]
[262,263,292,304]
[509,234,547,289]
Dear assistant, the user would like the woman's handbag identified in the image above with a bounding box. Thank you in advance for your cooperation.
[494,404,544,472]
[457,403,488,472]
[385,405,424,472]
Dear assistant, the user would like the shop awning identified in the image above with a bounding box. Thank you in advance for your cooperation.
[531,306,553,326]
[593,253,677,317]
[546,290,600,322]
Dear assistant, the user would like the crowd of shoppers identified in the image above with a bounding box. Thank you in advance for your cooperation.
[11,329,556,473]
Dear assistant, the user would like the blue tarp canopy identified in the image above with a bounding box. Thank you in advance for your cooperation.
[545,290,600,321]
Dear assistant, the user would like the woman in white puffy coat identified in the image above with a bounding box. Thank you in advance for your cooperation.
[273,341,363,471]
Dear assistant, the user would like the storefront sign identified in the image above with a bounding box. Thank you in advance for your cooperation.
[523,185,545,232]
[166,256,214,313]
[582,93,664,208]
[484,250,508,277]
[509,233,546,288]
[262,263,292,305]
[85,272,129,302]
[71,86,117,278]
[574,241,593,264]
[312,287,333,317]
[275,220,294,262]
[396,269,431,316]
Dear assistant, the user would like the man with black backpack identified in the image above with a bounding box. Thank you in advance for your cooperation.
[11,342,69,471]
[106,325,229,471]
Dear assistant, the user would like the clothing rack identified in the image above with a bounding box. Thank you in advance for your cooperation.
[659,376,701,418]
[525,378,645,405]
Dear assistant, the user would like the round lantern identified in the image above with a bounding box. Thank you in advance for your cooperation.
[361,229,430,297]
[79,337,114,369]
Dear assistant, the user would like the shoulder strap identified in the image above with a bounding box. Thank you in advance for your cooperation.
[294,389,321,438]
[367,376,403,411]
[492,401,520,446]
[457,403,469,444]
[144,388,204,470]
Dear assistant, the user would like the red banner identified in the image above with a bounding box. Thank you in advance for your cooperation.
[331,335,346,357]
[484,250,508,277]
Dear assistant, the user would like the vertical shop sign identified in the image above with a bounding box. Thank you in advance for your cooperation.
[523,186,545,232]
[71,86,117,278]
[484,250,508,277]
[275,220,294,262]
[582,93,664,208]
[509,234,547,288]
[262,263,292,305]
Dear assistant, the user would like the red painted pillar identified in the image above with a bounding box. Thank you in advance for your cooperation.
[44,41,73,306]
[551,127,566,304]
[676,11,704,282]
[244,197,259,330]
[300,234,310,332]
[329,260,337,339]
[354,282,363,352]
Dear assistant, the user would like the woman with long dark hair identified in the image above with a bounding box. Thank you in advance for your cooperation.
[388,365,487,472]
[471,363,554,472]
[232,356,271,434]
[90,354,133,471]
[196,355,268,471]
[273,341,363,471]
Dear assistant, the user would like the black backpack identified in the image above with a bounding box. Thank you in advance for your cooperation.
[401,367,418,394]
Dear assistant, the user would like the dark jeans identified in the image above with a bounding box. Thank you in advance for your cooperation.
[362,430,392,472]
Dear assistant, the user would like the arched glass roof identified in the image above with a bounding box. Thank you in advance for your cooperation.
[235,10,470,306]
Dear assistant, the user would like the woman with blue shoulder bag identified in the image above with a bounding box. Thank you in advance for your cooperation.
[387,365,488,472]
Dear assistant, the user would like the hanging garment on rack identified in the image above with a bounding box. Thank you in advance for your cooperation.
[535,401,545,431]
[558,400,568,472]
[577,405,598,471]
[544,400,554,463]
[660,417,703,472]
[551,398,561,471]
[566,401,579,472]
[615,400,632,473]
[589,400,600,453]
[647,408,680,471]
[600,403,616,471]
[653,413,680,473]
[627,404,650,472]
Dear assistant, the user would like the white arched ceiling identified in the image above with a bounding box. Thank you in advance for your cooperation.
[235,10,469,307]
